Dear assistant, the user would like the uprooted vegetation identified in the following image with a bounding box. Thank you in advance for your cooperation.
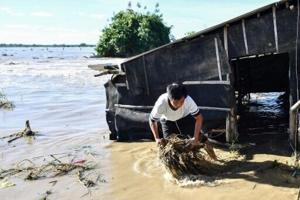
[158,135,300,186]
[0,91,15,110]
[158,135,224,179]
[0,141,106,199]
[0,154,105,192]
[0,159,90,181]
[0,120,36,143]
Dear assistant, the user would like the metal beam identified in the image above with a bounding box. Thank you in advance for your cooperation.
[142,56,150,95]
[272,6,279,52]
[223,26,229,57]
[115,104,231,112]
[242,19,249,55]
[183,80,230,85]
[214,37,223,81]
[290,100,300,155]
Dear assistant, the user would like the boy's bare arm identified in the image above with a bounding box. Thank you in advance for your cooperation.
[193,114,203,143]
[149,119,161,143]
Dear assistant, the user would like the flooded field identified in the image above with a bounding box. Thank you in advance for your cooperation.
[0,48,299,200]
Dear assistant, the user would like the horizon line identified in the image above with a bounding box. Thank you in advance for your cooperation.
[0,43,96,47]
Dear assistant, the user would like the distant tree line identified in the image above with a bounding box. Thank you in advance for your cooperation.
[0,43,95,47]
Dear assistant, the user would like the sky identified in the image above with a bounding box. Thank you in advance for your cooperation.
[0,0,278,44]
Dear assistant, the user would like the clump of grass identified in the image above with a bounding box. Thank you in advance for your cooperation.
[159,135,221,179]
[0,156,101,186]
[0,156,103,198]
[0,91,15,110]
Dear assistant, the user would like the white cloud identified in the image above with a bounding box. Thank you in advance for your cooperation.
[0,6,24,16]
[30,11,53,17]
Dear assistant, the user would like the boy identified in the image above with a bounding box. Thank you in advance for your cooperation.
[149,83,217,160]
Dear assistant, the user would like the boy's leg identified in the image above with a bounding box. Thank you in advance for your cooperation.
[177,115,217,160]
[177,115,208,141]
[160,119,179,138]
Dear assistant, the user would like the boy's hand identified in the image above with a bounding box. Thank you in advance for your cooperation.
[189,137,200,146]
[155,138,162,144]
[156,138,168,148]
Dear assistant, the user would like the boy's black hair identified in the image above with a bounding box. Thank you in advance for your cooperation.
[166,83,187,100]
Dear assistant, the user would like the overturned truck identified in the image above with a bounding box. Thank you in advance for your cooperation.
[102,0,300,146]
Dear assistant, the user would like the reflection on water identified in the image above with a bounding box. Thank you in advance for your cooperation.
[238,92,289,142]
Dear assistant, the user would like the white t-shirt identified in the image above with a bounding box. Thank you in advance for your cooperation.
[150,93,200,122]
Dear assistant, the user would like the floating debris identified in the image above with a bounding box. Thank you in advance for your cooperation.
[0,101,15,110]
[88,63,122,77]
[0,155,101,187]
[39,190,52,200]
[78,170,96,188]
[0,92,15,110]
[0,177,15,189]
[0,120,36,143]
[8,62,17,65]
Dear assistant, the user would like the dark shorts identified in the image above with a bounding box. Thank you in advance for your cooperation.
[160,115,207,143]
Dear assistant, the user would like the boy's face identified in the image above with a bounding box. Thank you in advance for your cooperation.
[170,97,185,109]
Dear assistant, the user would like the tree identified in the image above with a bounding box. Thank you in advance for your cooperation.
[95,4,172,57]
[184,31,196,37]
